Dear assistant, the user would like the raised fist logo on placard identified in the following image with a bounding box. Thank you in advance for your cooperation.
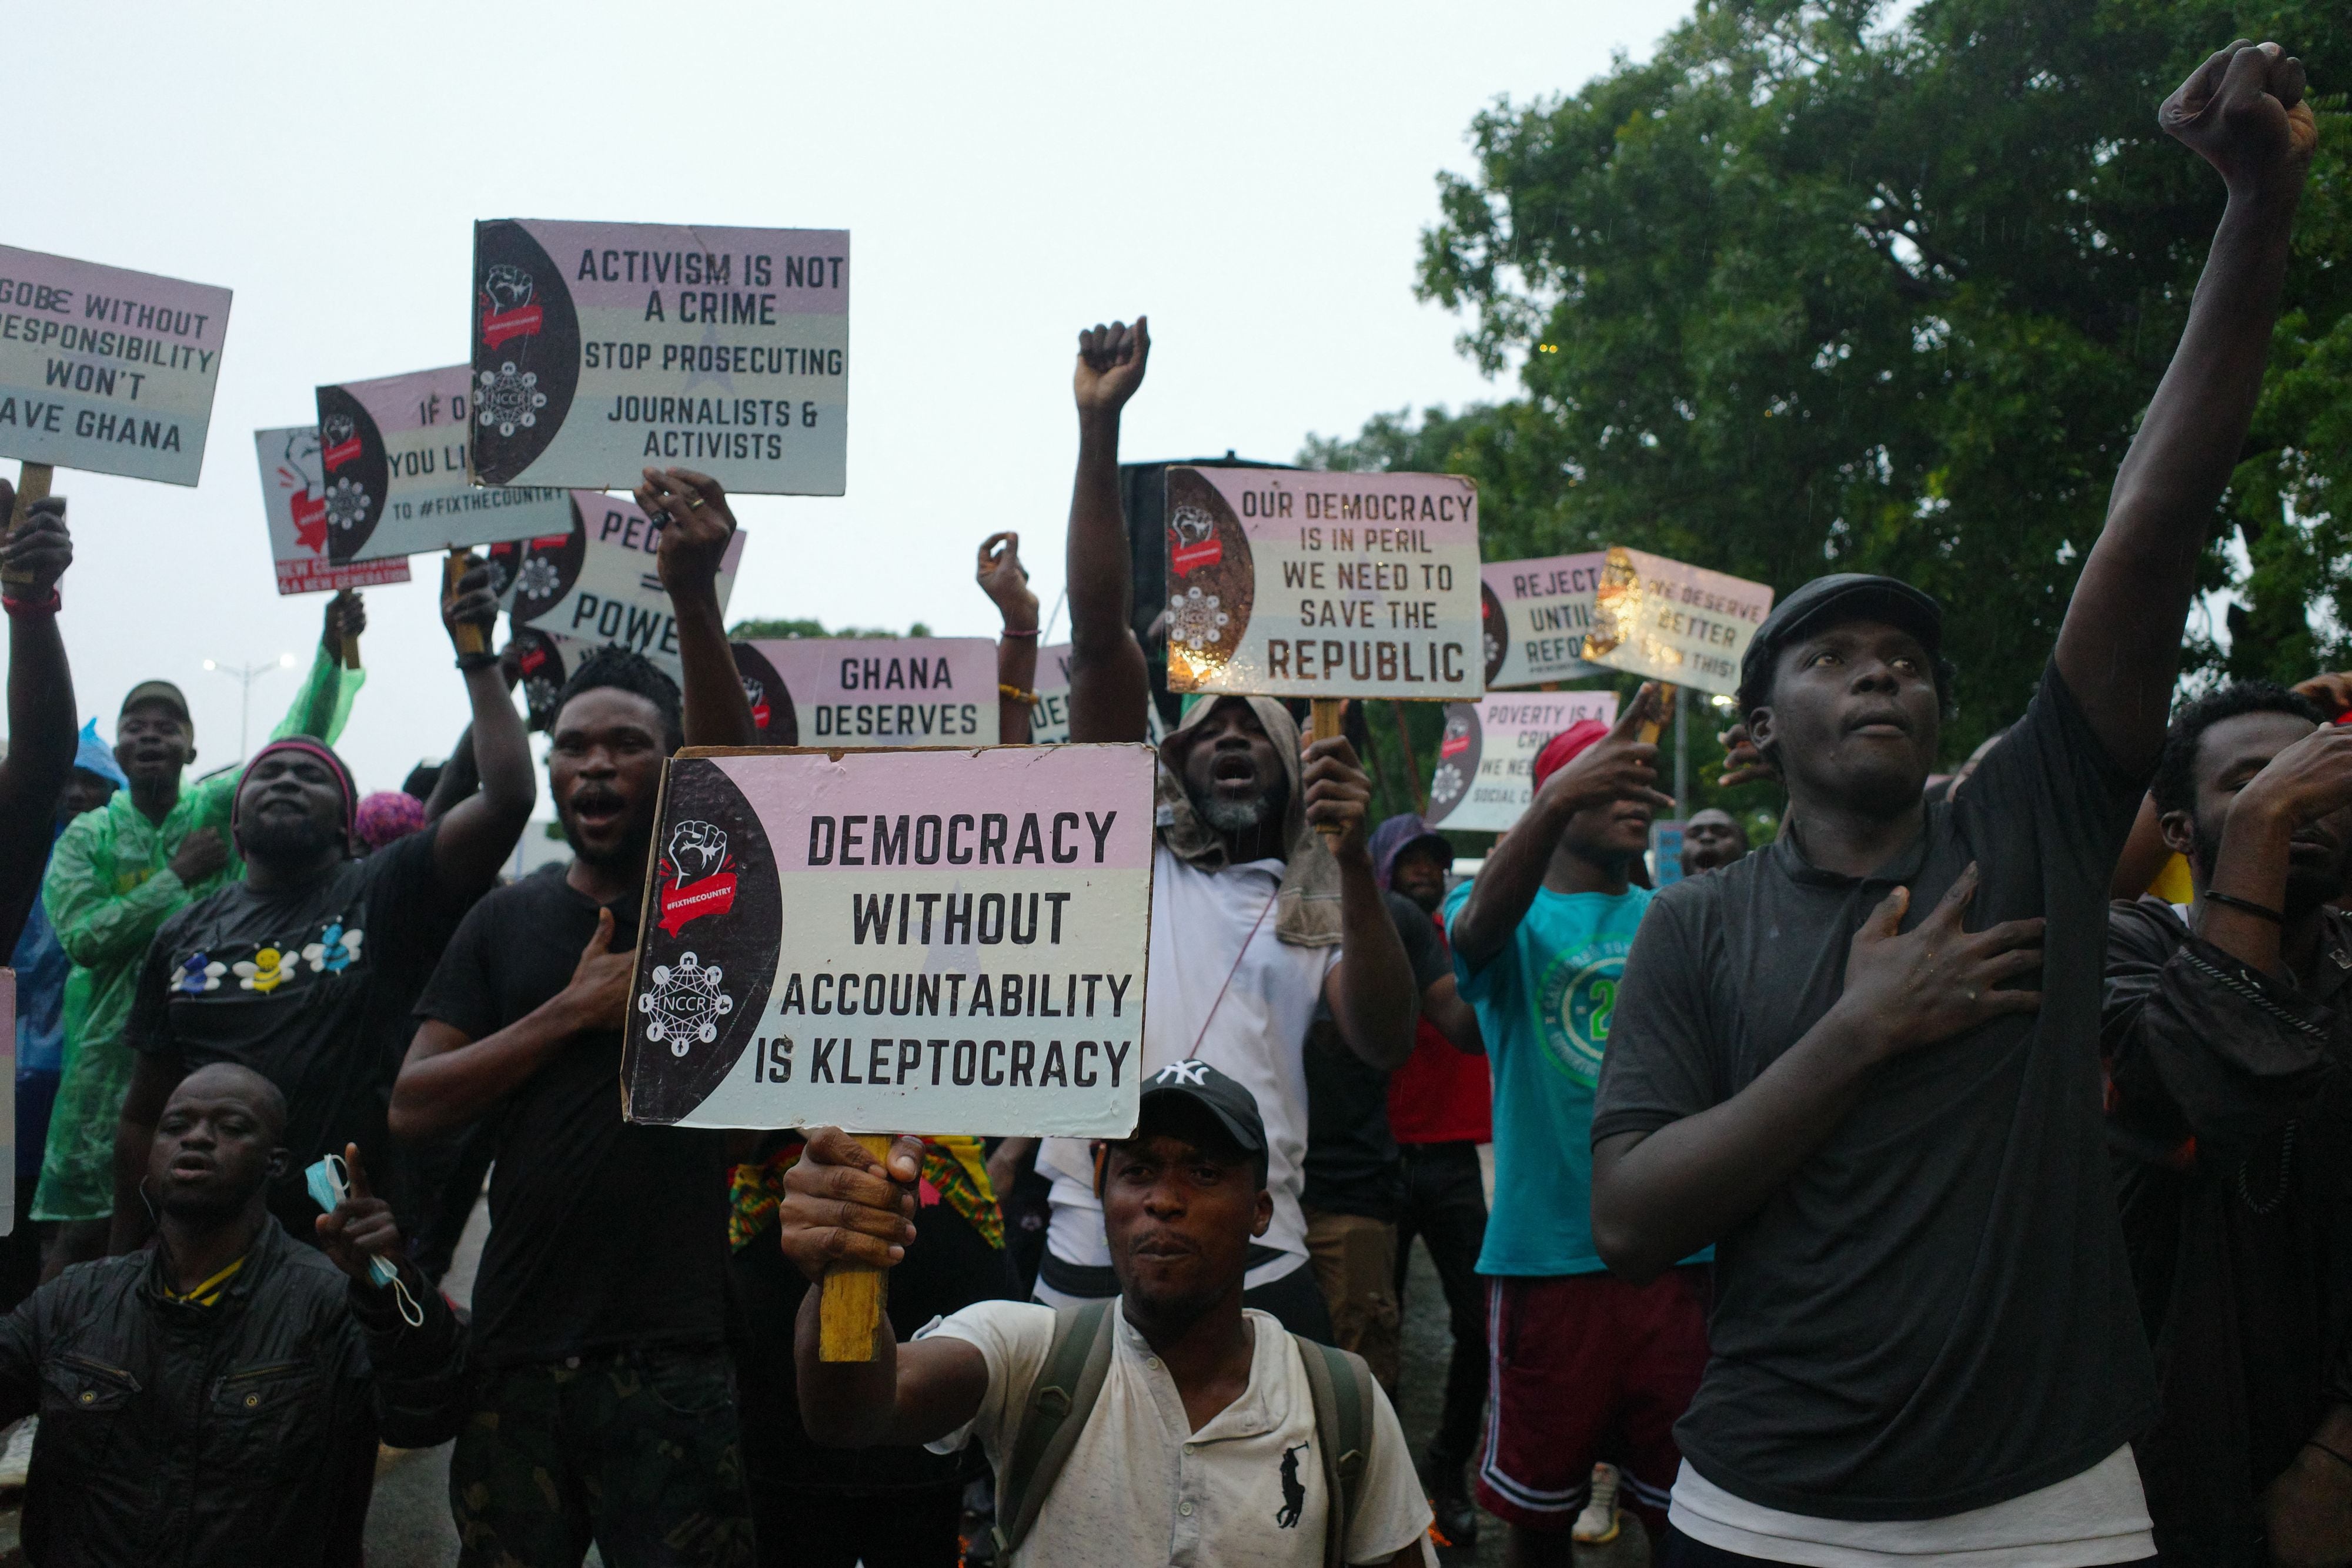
[669,820,730,886]
[483,264,534,315]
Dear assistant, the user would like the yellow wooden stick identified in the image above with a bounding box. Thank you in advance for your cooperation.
[1310,698,1347,844]
[1636,683,1673,746]
[445,549,486,656]
[818,1132,898,1362]
[2,460,52,589]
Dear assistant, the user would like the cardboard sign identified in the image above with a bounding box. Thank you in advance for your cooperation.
[505,490,745,659]
[314,365,573,563]
[1581,546,1775,697]
[736,637,998,748]
[620,745,1157,1134]
[255,427,413,596]
[1161,467,1483,700]
[0,246,231,486]
[1426,689,1621,833]
[1028,643,1075,744]
[468,219,849,494]
[1651,820,1688,886]
[1482,554,1608,688]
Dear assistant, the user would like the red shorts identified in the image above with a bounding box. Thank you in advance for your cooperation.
[1477,1266,1710,1533]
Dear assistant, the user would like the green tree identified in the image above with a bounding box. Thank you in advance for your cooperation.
[729,617,933,640]
[1311,0,2350,814]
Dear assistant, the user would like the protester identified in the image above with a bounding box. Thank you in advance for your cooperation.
[389,466,758,1568]
[1678,809,1748,877]
[1589,42,2314,1564]
[1368,813,1492,1548]
[983,530,1041,745]
[34,591,364,1275]
[1300,852,1453,1392]
[783,1059,1438,1567]
[1041,317,1419,1337]
[1444,689,1703,1559]
[0,1066,463,1567]
[730,1129,1017,1568]
[0,726,124,1313]
[108,567,531,1252]
[2103,681,2352,1564]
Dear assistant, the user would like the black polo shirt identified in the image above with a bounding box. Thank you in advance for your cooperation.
[1593,664,2159,1520]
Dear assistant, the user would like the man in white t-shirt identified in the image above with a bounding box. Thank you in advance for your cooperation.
[1023,315,1418,1333]
[783,1060,1436,1567]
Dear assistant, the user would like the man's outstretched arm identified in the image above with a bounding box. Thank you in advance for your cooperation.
[0,494,78,952]
[2055,41,2315,775]
[641,467,759,750]
[1065,318,1152,745]
[428,560,536,894]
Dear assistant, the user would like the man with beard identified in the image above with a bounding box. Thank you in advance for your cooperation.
[1043,316,1418,1336]
[0,1065,465,1567]
[389,466,757,1568]
[108,564,532,1254]
[36,589,364,1273]
[1678,810,1748,878]
[2103,682,2352,1564]
[784,1061,1437,1566]
[1589,42,2314,1565]
[1444,690,1700,1560]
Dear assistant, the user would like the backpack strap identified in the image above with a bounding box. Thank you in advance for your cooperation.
[993,1298,1117,1558]
[1297,1336,1373,1568]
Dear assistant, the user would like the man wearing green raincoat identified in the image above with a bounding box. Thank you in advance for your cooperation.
[33,592,367,1273]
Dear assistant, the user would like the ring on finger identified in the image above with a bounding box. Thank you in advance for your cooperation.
[686,493,706,510]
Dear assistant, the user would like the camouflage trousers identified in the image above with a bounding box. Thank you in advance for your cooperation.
[451,1344,756,1568]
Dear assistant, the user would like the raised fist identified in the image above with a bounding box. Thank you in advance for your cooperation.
[667,819,729,884]
[2160,40,2317,192]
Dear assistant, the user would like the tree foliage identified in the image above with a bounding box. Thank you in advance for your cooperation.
[728,617,933,640]
[1311,0,2351,799]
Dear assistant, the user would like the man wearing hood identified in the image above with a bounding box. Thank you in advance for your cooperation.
[1040,316,1419,1335]
[35,590,365,1275]
[108,568,532,1252]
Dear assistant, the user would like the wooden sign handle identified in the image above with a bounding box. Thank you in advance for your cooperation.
[445,548,487,657]
[1636,683,1674,747]
[1309,698,1347,844]
[2,462,52,589]
[818,1132,897,1362]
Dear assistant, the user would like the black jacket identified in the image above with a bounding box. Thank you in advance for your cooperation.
[0,1215,467,1568]
[2102,896,2352,1566]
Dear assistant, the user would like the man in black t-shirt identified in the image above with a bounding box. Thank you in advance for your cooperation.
[1301,885,1452,1395]
[110,560,534,1254]
[392,466,759,1568]
[1589,43,2316,1565]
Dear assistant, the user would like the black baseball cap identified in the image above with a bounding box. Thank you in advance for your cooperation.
[1739,573,1943,712]
[119,680,191,724]
[1135,1058,1267,1158]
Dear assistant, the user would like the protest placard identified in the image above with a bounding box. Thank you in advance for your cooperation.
[1028,643,1075,744]
[505,490,744,661]
[1482,553,1608,688]
[0,246,231,486]
[619,744,1157,1137]
[1581,546,1775,697]
[1426,688,1621,833]
[468,219,849,494]
[313,365,573,564]
[739,637,998,747]
[255,427,412,596]
[1161,467,1483,701]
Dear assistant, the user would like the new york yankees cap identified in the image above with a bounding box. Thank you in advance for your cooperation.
[1137,1058,1266,1156]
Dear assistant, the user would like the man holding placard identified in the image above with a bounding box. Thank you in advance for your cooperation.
[1042,316,1419,1336]
[35,590,365,1273]
[780,1062,1438,1566]
[390,466,757,1568]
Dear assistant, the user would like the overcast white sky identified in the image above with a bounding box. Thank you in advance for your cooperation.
[12,0,1694,800]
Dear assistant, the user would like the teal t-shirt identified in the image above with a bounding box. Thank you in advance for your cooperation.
[1448,880,1706,1277]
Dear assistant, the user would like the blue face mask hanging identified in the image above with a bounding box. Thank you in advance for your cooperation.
[305,1152,423,1326]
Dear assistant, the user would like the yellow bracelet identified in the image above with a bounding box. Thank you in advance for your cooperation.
[999,683,1039,704]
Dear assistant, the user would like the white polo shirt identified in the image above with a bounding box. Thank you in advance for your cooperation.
[923,1300,1434,1567]
[1039,842,1338,1291]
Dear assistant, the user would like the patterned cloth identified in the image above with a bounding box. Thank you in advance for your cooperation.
[730,1135,1003,1253]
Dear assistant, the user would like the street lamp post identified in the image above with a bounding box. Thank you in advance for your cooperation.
[202,652,297,761]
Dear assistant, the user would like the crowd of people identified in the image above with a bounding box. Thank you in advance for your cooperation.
[0,34,2329,1568]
